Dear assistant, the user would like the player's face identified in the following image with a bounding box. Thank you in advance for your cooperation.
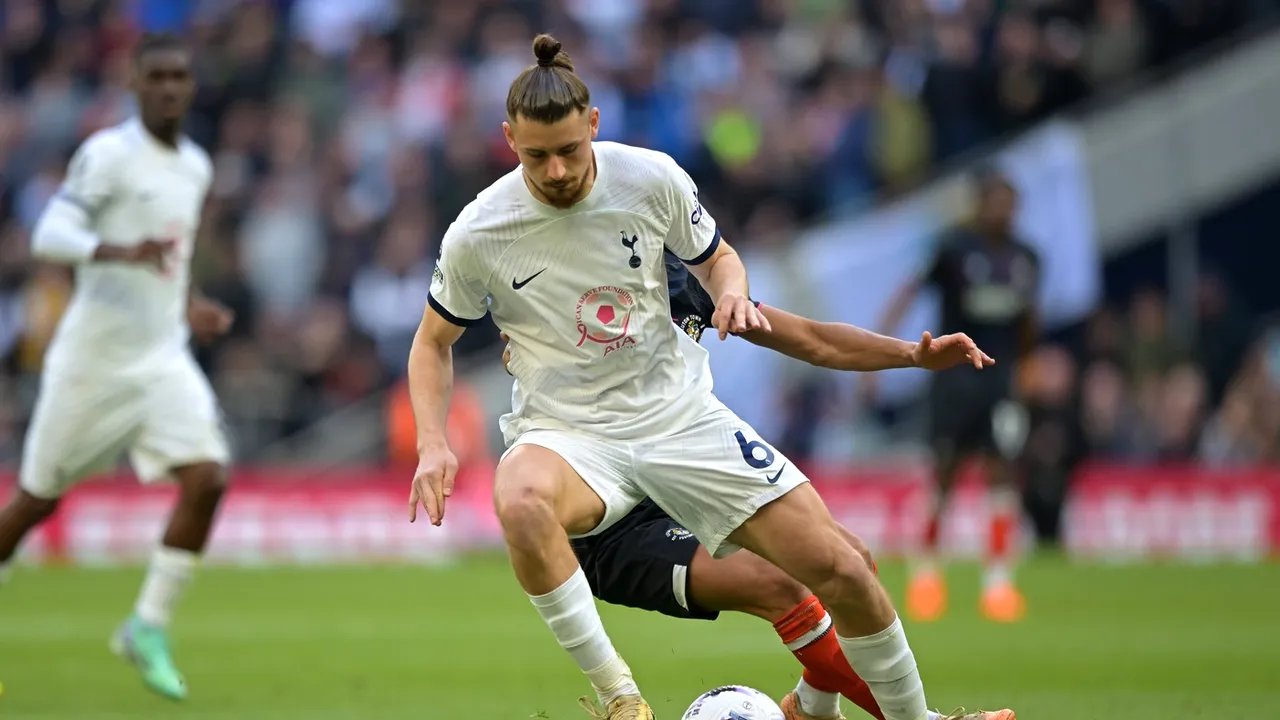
[979,184,1017,233]
[504,108,599,208]
[133,49,195,125]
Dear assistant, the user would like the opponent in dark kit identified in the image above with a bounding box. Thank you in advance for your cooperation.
[873,170,1040,624]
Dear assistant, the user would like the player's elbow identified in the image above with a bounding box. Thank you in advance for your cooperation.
[30,214,62,259]
[805,343,843,370]
[31,204,96,264]
[797,327,843,370]
[408,324,450,369]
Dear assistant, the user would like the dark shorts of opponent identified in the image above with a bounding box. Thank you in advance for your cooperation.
[571,498,719,621]
[929,368,1026,461]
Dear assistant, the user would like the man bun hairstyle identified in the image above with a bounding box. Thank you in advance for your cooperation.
[506,33,591,123]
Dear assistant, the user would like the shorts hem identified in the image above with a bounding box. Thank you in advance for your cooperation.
[502,436,631,539]
[17,475,66,500]
[699,477,809,559]
[135,452,231,483]
[671,563,722,621]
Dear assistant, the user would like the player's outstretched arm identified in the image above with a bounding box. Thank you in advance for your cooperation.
[741,304,994,372]
[406,306,466,526]
[740,304,915,371]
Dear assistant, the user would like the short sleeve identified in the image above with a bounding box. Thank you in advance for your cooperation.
[663,161,721,266]
[427,224,489,327]
[57,137,119,219]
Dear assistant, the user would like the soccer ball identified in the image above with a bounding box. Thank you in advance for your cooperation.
[681,685,785,719]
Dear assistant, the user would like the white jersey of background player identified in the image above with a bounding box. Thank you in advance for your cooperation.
[0,35,235,703]
[409,35,943,720]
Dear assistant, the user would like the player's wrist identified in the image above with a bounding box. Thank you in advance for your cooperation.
[904,340,923,368]
[91,243,129,262]
[416,436,450,456]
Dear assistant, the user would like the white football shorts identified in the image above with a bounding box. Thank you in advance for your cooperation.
[20,352,230,498]
[503,399,808,558]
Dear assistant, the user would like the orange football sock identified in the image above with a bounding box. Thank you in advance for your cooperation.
[774,595,885,720]
[985,487,1019,587]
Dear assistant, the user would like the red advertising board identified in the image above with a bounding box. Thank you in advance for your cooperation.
[1063,465,1280,560]
[3,463,1277,564]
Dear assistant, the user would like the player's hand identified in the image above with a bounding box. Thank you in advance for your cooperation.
[128,239,177,273]
[409,443,459,526]
[499,332,513,376]
[712,293,771,341]
[188,296,234,344]
[911,331,995,371]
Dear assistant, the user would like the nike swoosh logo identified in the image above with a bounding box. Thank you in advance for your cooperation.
[766,463,786,484]
[512,269,546,290]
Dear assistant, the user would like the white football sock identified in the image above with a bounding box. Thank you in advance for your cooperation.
[795,677,841,717]
[926,712,943,720]
[837,616,928,720]
[529,567,638,706]
[135,546,198,627]
[982,563,1012,590]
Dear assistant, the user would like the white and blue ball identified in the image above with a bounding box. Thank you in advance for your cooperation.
[681,685,785,720]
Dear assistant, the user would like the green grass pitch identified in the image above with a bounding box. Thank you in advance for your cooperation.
[1,555,1278,719]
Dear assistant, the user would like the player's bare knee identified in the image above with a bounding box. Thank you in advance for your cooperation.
[834,523,877,574]
[493,477,560,543]
[805,541,879,611]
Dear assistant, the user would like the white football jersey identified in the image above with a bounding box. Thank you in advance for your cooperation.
[430,142,721,442]
[43,119,211,376]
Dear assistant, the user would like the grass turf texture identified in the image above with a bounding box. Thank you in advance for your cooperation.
[1,555,1277,719]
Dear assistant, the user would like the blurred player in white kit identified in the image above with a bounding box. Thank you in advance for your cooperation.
[0,33,233,702]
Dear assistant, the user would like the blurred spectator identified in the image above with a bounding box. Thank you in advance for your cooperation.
[1126,288,1186,382]
[1078,358,1138,458]
[1156,362,1208,461]
[1196,271,1254,404]
[1199,381,1267,466]
[1083,0,1153,88]
[349,208,434,376]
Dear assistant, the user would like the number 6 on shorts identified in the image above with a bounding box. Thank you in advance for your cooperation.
[734,430,775,469]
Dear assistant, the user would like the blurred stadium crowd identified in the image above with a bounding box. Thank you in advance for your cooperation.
[0,0,1273,464]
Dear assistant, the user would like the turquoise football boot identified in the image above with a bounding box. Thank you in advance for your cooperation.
[109,615,187,701]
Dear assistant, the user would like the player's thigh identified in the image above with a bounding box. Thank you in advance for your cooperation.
[929,380,989,477]
[20,375,146,499]
[499,431,644,538]
[132,356,230,484]
[574,500,718,620]
[630,403,807,560]
[726,481,870,603]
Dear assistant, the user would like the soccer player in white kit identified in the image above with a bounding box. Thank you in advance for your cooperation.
[407,35,938,720]
[0,34,233,701]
